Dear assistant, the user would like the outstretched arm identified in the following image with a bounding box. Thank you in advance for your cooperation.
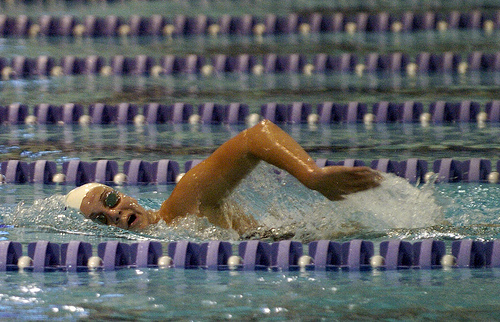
[158,120,381,230]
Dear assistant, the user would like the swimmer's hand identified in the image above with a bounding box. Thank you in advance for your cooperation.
[310,166,382,201]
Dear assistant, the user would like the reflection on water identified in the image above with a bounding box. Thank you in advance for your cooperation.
[2,30,500,58]
[1,122,499,164]
[1,72,500,110]
[1,266,499,320]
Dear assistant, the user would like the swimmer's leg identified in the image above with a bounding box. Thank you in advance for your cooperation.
[159,120,381,230]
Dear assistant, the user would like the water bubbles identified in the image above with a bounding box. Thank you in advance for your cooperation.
[227,165,445,241]
[338,173,445,230]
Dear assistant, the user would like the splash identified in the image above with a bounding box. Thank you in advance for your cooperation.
[227,164,445,242]
[0,164,446,242]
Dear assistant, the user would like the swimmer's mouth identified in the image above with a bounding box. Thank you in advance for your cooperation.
[127,214,138,228]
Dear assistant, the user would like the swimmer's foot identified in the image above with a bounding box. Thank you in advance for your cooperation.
[310,166,382,201]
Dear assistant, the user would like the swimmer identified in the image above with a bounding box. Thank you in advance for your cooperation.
[66,120,382,234]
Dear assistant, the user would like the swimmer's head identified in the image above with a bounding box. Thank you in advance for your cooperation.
[65,183,159,230]
[65,183,105,210]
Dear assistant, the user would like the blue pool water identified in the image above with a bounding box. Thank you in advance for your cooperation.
[1,267,499,320]
[0,126,500,319]
[1,0,500,320]
[0,170,499,320]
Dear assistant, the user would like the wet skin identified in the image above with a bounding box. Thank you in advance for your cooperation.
[77,120,382,233]
[80,185,160,230]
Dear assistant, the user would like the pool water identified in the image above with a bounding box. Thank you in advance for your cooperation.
[1,123,500,170]
[1,0,500,320]
[0,179,499,320]
[0,143,500,319]
[1,267,499,320]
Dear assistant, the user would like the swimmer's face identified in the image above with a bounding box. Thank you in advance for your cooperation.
[79,185,157,230]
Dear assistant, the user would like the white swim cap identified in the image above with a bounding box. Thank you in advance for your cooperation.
[65,183,107,210]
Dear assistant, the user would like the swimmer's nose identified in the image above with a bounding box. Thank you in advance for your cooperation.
[107,209,137,229]
[108,210,122,225]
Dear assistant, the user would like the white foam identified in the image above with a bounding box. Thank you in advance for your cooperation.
[227,165,445,240]
[336,173,444,229]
